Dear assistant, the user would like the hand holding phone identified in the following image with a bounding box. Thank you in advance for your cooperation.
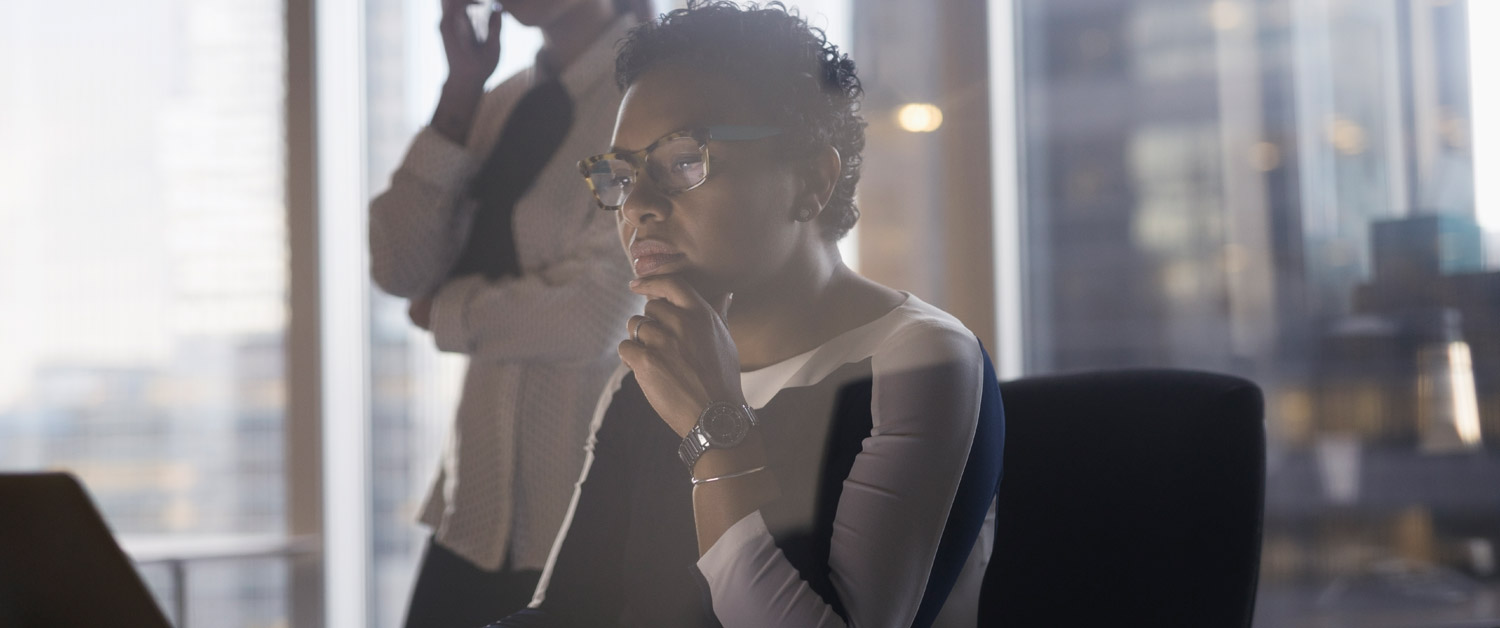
[433,0,503,144]
[439,0,503,87]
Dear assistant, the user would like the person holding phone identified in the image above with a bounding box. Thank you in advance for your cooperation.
[489,3,1006,626]
[368,0,653,626]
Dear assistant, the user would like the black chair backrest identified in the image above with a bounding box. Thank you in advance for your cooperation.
[981,369,1265,627]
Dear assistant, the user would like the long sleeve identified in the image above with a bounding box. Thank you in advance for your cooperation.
[426,207,639,363]
[368,63,536,299]
[697,324,1002,628]
[369,126,483,299]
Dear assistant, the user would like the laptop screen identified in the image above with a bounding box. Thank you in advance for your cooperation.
[0,472,172,628]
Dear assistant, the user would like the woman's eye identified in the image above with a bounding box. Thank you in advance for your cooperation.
[671,158,702,173]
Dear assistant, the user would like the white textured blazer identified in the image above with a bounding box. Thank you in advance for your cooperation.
[368,15,643,571]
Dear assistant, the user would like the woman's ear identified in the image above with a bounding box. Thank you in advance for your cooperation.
[793,144,842,222]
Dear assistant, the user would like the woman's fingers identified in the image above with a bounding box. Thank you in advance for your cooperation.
[642,298,690,334]
[440,0,490,54]
[482,6,503,60]
[629,276,719,321]
[618,337,645,367]
[618,330,681,390]
[627,314,666,344]
[622,276,744,433]
[438,3,472,49]
[618,339,661,385]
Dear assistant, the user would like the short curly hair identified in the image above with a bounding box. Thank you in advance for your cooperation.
[615,1,866,241]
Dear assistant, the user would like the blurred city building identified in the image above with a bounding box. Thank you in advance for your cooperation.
[0,0,290,624]
[1000,0,1499,624]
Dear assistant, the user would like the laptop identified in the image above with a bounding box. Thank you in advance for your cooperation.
[0,472,173,628]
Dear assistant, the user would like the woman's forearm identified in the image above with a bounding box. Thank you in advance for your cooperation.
[431,78,485,145]
[689,433,779,554]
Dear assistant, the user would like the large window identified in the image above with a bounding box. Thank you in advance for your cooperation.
[0,0,290,625]
[1009,0,1499,624]
[10,1,1493,626]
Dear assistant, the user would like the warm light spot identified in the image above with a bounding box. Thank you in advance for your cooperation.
[897,103,944,133]
[1328,117,1367,155]
[1250,141,1281,171]
[1277,388,1314,443]
[1210,1,1245,31]
[1417,341,1484,452]
[1449,342,1484,446]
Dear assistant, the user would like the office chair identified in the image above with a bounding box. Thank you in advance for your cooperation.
[980,369,1265,627]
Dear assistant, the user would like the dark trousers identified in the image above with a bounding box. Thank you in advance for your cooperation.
[403,536,542,628]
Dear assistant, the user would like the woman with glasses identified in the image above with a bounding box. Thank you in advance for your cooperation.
[491,3,1004,627]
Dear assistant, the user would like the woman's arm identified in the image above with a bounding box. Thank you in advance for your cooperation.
[368,0,503,298]
[612,275,777,552]
[687,432,780,554]
[368,126,482,299]
[616,276,1003,626]
[696,324,1001,628]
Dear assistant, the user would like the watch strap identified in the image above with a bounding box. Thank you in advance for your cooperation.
[678,428,711,470]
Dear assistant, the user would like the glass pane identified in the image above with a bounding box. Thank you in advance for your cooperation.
[363,3,540,627]
[793,0,858,269]
[1014,0,1499,625]
[0,0,289,625]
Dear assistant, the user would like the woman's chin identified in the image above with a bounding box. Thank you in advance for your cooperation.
[679,268,731,298]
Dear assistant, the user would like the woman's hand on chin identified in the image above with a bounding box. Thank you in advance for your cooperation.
[618,275,742,438]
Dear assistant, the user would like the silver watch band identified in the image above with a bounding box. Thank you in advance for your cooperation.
[678,429,712,470]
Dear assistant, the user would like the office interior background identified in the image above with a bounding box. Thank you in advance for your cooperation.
[2,0,1497,626]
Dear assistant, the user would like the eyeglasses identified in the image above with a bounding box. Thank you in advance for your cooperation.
[578,125,783,210]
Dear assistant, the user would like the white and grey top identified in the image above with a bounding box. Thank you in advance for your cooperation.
[368,15,643,571]
[507,293,1007,628]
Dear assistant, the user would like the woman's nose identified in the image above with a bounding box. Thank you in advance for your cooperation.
[619,180,670,226]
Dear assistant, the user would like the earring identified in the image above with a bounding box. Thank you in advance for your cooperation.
[795,206,816,222]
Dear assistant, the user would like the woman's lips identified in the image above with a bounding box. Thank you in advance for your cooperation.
[629,236,683,277]
[633,252,685,277]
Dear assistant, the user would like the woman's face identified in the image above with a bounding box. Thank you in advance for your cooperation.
[610,65,804,295]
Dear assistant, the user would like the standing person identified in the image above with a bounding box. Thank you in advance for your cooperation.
[368,1,652,626]
[491,2,1006,627]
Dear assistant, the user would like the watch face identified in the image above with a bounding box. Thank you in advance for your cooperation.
[701,403,750,448]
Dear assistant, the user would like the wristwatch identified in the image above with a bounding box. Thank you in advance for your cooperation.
[678,401,759,471]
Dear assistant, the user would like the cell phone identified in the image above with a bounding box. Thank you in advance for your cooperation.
[467,1,500,41]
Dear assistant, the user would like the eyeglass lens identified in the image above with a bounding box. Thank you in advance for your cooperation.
[588,136,707,208]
